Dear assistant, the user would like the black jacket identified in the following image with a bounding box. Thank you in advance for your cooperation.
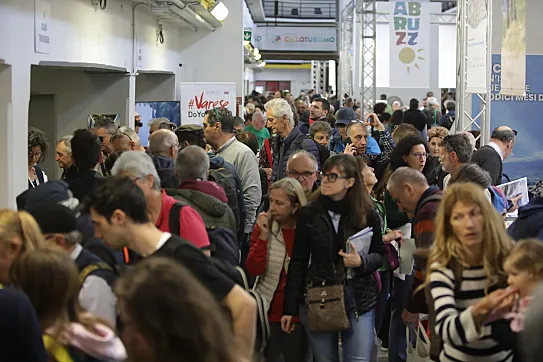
[66,169,104,201]
[283,199,385,316]
[152,155,179,189]
[403,108,428,132]
[471,145,503,186]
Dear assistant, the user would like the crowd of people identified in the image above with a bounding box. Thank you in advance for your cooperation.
[3,89,543,362]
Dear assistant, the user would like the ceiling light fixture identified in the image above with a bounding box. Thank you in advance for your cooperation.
[255,53,262,60]
[210,1,229,21]
[260,62,266,67]
[254,48,259,55]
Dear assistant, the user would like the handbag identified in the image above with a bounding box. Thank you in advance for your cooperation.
[305,257,349,333]
[406,322,431,362]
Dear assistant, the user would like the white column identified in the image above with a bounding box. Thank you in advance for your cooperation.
[0,62,31,208]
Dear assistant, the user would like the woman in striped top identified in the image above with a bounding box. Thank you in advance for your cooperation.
[424,183,516,362]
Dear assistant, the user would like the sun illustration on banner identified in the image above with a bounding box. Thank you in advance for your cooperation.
[399,47,425,73]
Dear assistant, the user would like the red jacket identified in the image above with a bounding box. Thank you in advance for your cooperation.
[246,225,298,323]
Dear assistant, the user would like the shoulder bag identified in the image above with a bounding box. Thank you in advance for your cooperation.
[305,257,349,333]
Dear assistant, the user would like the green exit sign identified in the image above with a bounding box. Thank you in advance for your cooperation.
[243,30,252,42]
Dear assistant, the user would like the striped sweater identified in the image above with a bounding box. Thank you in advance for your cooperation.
[429,265,513,362]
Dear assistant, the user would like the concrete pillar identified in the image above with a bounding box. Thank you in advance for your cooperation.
[0,62,31,208]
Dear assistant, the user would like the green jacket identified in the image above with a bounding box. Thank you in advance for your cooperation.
[165,188,237,236]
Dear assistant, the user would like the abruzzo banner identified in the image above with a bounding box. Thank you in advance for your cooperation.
[389,1,430,88]
[179,82,236,125]
[500,0,526,96]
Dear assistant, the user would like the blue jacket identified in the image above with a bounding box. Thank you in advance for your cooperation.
[152,155,179,189]
[271,127,321,182]
[508,196,543,241]
[330,132,382,155]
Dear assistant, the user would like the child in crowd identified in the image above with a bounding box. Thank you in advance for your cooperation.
[503,239,543,332]
[9,249,126,362]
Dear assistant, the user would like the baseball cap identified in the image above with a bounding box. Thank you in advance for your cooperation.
[31,202,77,235]
[335,107,357,125]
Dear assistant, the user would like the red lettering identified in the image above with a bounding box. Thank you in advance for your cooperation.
[193,92,230,110]
[396,32,406,45]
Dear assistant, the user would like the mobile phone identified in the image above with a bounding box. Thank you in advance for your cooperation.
[345,137,352,144]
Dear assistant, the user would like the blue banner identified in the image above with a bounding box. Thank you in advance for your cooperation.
[474,54,543,187]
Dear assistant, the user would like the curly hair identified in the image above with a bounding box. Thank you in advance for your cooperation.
[389,135,429,171]
[28,127,49,164]
[427,126,449,141]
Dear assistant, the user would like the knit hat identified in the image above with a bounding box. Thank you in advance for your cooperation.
[335,107,357,125]
[31,203,77,234]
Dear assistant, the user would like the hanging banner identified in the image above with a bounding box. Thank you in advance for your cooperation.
[476,55,543,189]
[500,0,526,96]
[179,82,236,125]
[465,0,489,93]
[389,1,430,89]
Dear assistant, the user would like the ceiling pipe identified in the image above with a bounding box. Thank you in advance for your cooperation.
[155,0,217,31]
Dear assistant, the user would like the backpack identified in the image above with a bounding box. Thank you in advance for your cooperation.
[382,243,400,271]
[444,115,455,130]
[490,186,508,215]
[292,134,328,167]
[237,266,271,358]
[168,202,240,266]
[425,258,464,361]
[208,167,241,236]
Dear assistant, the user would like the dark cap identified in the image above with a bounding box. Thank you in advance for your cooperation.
[176,124,204,133]
[335,107,357,125]
[31,202,77,235]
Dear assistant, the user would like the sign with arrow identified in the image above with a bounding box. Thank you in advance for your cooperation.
[243,30,252,42]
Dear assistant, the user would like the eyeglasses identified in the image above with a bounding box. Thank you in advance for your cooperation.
[288,170,317,180]
[321,172,346,183]
[28,150,42,158]
[411,152,427,159]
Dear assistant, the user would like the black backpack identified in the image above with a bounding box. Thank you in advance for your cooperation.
[208,167,241,236]
[292,134,329,167]
[444,115,455,130]
[168,202,239,267]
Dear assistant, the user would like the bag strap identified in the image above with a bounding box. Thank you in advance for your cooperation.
[449,257,464,294]
[168,202,186,236]
[264,139,272,165]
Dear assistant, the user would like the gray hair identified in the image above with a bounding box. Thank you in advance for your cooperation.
[148,117,170,127]
[252,111,265,122]
[175,145,210,182]
[94,119,118,135]
[427,97,439,106]
[149,129,178,156]
[269,178,307,208]
[63,230,82,246]
[57,135,73,154]
[387,167,428,191]
[265,98,294,126]
[287,150,318,171]
[309,120,333,138]
[112,126,142,147]
[111,151,161,190]
[458,131,477,151]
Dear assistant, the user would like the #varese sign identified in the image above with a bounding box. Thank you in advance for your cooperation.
[180,82,237,125]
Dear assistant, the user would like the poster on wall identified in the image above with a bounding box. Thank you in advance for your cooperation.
[476,55,543,190]
[34,0,51,54]
[87,114,120,129]
[500,0,526,96]
[179,82,236,125]
[389,1,430,89]
[466,0,489,93]
[135,102,180,146]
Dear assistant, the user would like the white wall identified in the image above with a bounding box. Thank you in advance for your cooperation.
[178,0,244,100]
[253,68,312,96]
[0,0,225,207]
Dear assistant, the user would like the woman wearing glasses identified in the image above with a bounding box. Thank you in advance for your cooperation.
[246,178,309,362]
[384,134,429,362]
[28,127,49,189]
[281,154,385,362]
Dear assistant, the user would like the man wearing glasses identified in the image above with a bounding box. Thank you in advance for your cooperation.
[438,134,474,190]
[259,151,319,213]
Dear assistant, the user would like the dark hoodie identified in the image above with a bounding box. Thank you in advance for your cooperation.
[152,155,179,189]
[508,196,543,241]
[65,169,104,202]
[165,181,237,236]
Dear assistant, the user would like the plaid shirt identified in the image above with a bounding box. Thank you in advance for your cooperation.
[368,130,395,166]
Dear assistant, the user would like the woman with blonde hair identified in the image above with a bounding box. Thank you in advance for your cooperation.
[246,178,309,362]
[0,209,44,286]
[9,249,126,362]
[425,182,516,361]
